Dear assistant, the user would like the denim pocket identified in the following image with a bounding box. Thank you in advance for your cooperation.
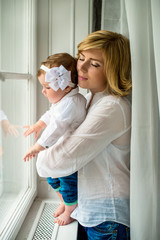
[92,222,118,240]
[94,221,119,233]
[86,222,130,240]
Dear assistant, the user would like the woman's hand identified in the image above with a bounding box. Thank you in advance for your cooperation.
[23,142,45,162]
[1,119,19,137]
[23,120,46,139]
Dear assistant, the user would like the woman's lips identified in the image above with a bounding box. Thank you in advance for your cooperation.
[78,75,87,81]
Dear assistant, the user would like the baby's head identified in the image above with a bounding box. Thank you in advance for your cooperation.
[37,53,78,86]
[37,53,78,103]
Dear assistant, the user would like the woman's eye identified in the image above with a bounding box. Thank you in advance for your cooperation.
[78,57,85,61]
[91,63,100,68]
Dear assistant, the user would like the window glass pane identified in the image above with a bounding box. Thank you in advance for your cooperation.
[0,79,29,231]
[0,0,28,73]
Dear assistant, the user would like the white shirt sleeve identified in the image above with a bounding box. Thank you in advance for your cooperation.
[36,95,131,178]
[39,110,51,126]
[0,110,8,122]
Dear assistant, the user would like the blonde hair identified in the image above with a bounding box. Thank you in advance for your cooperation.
[37,53,78,85]
[77,30,132,96]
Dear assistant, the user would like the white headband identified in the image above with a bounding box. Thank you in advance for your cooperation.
[40,65,75,91]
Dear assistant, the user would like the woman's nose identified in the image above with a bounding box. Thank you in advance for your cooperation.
[79,61,89,72]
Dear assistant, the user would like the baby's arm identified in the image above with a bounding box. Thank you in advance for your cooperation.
[23,120,46,139]
[23,142,45,162]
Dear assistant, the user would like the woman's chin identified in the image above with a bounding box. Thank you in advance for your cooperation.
[78,82,88,89]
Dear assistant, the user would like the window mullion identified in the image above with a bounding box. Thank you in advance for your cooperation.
[0,72,32,81]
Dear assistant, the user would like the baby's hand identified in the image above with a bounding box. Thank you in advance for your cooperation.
[23,142,45,162]
[23,152,38,162]
[1,119,19,137]
[23,145,39,162]
[23,120,46,139]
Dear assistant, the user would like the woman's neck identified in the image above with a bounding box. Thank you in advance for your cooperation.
[87,93,94,111]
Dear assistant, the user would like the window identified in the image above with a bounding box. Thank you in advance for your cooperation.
[0,0,37,239]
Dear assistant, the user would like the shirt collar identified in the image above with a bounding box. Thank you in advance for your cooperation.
[86,90,108,109]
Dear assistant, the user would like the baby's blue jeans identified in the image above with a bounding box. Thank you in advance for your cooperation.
[47,172,77,205]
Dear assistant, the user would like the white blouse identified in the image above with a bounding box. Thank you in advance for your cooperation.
[0,110,8,122]
[37,87,86,148]
[36,91,131,227]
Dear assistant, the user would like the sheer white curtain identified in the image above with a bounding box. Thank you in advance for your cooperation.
[125,0,160,239]
[101,0,129,37]
[102,0,160,239]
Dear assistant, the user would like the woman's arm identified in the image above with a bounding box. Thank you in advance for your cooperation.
[37,97,131,178]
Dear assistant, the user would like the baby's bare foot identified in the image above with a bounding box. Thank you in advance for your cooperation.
[53,202,65,217]
[54,211,75,226]
[54,204,77,226]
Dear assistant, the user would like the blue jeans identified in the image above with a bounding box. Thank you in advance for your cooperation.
[47,172,77,205]
[77,221,130,240]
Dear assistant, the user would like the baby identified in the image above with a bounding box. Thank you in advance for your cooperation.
[23,53,86,225]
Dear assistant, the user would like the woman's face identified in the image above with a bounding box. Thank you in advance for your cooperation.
[77,49,107,94]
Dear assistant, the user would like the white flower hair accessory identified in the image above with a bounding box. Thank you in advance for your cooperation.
[40,64,76,91]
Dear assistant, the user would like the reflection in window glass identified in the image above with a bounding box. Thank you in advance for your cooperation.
[0,0,28,73]
[0,0,36,237]
[0,79,29,232]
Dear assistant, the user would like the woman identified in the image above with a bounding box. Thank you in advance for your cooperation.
[37,30,132,240]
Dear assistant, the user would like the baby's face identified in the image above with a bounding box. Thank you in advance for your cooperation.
[38,73,67,104]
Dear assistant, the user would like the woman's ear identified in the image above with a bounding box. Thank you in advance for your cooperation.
[65,86,72,93]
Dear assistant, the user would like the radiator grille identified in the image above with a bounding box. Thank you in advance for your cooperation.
[32,202,59,240]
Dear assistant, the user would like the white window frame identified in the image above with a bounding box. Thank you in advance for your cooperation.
[0,0,37,239]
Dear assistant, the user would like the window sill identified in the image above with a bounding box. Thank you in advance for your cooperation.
[16,197,78,240]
